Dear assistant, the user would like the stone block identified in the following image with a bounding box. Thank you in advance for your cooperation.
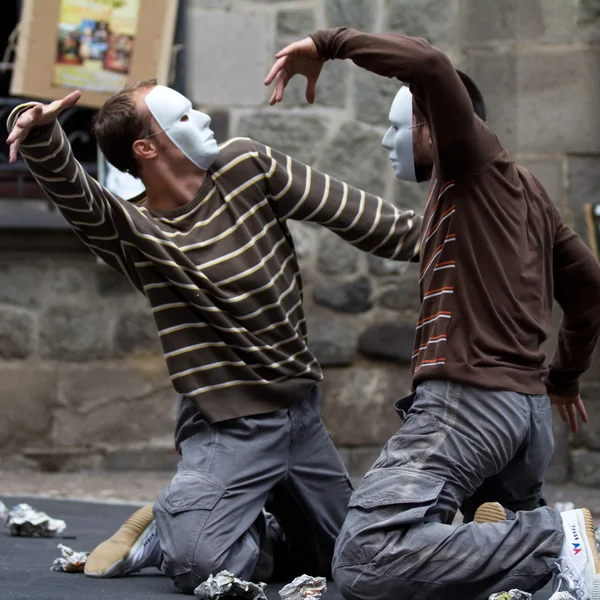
[114,308,162,356]
[517,50,600,154]
[464,0,518,44]
[186,9,273,107]
[104,442,180,471]
[277,9,315,36]
[384,0,459,50]
[377,263,421,317]
[286,220,319,260]
[52,385,176,448]
[0,366,57,453]
[318,121,390,198]
[367,254,409,277]
[546,407,570,484]
[190,0,232,7]
[22,447,105,473]
[0,307,35,359]
[39,306,112,361]
[278,60,349,109]
[572,449,600,486]
[578,0,600,44]
[321,364,412,446]
[313,275,372,313]
[0,260,47,308]
[325,0,375,30]
[236,114,329,166]
[567,156,600,244]
[517,157,564,209]
[354,69,403,126]
[358,321,416,363]
[516,0,575,44]
[317,229,363,276]
[47,264,92,297]
[467,51,518,151]
[307,314,359,366]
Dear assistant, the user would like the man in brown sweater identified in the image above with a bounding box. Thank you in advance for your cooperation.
[266,28,600,600]
[6,83,421,592]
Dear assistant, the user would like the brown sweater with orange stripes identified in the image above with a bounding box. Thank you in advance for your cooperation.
[312,27,600,396]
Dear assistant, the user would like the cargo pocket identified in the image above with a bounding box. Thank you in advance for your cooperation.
[335,467,444,568]
[154,470,226,577]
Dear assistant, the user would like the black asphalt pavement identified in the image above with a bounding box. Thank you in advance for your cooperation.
[0,496,555,600]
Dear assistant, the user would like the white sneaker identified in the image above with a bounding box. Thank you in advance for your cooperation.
[554,508,600,600]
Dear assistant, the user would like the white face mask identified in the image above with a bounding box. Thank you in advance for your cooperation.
[144,86,220,171]
[381,86,417,182]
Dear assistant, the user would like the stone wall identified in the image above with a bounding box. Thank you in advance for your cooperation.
[1,0,600,484]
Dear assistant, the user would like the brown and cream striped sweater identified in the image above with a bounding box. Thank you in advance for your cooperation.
[9,108,421,421]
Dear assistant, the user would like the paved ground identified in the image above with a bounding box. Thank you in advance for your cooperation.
[0,494,560,600]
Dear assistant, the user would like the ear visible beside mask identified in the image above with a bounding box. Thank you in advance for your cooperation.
[381,86,417,182]
[145,85,220,171]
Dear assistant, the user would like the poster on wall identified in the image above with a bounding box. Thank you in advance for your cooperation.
[54,0,141,94]
[11,0,178,109]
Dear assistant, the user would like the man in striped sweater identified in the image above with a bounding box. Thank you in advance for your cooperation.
[6,81,421,592]
[266,29,600,600]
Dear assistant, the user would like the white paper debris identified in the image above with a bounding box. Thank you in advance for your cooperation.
[5,503,66,537]
[0,501,7,523]
[194,570,267,600]
[50,544,90,573]
[548,592,575,600]
[554,502,575,513]
[488,591,531,600]
[279,575,327,600]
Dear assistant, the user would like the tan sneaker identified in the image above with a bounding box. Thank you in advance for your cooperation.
[84,505,160,578]
[474,502,508,524]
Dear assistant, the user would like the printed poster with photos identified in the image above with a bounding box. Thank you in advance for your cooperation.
[55,0,141,93]
[11,0,178,109]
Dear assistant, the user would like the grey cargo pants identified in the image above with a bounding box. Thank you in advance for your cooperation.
[332,380,564,600]
[153,386,353,594]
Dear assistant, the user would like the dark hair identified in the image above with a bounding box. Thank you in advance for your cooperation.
[93,78,157,178]
[413,69,487,124]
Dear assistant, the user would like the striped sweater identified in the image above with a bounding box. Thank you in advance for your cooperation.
[9,107,421,421]
[312,28,600,397]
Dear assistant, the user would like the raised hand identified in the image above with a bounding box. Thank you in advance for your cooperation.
[6,90,82,163]
[264,37,324,105]
[549,393,588,434]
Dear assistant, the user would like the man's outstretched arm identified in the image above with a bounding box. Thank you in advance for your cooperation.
[7,93,141,287]
[265,29,499,174]
[544,212,600,431]
[253,139,421,262]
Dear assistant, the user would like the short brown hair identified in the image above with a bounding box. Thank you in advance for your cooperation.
[93,79,157,178]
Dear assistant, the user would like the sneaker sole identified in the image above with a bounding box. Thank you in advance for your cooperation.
[580,508,600,600]
[85,521,155,578]
[474,502,507,524]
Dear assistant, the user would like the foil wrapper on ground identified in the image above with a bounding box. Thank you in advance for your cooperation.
[279,575,327,600]
[194,570,267,600]
[5,503,67,537]
[50,544,90,573]
[0,501,7,523]
[548,593,575,600]
[489,590,532,600]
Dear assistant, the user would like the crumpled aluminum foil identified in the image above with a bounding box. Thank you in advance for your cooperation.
[279,575,327,600]
[4,503,67,537]
[194,571,267,600]
[489,591,532,600]
[0,501,8,523]
[548,593,576,600]
[50,544,90,573]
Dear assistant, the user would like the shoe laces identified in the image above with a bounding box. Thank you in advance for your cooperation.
[554,557,587,600]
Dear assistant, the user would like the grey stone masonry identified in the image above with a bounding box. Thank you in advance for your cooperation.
[1,0,599,486]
